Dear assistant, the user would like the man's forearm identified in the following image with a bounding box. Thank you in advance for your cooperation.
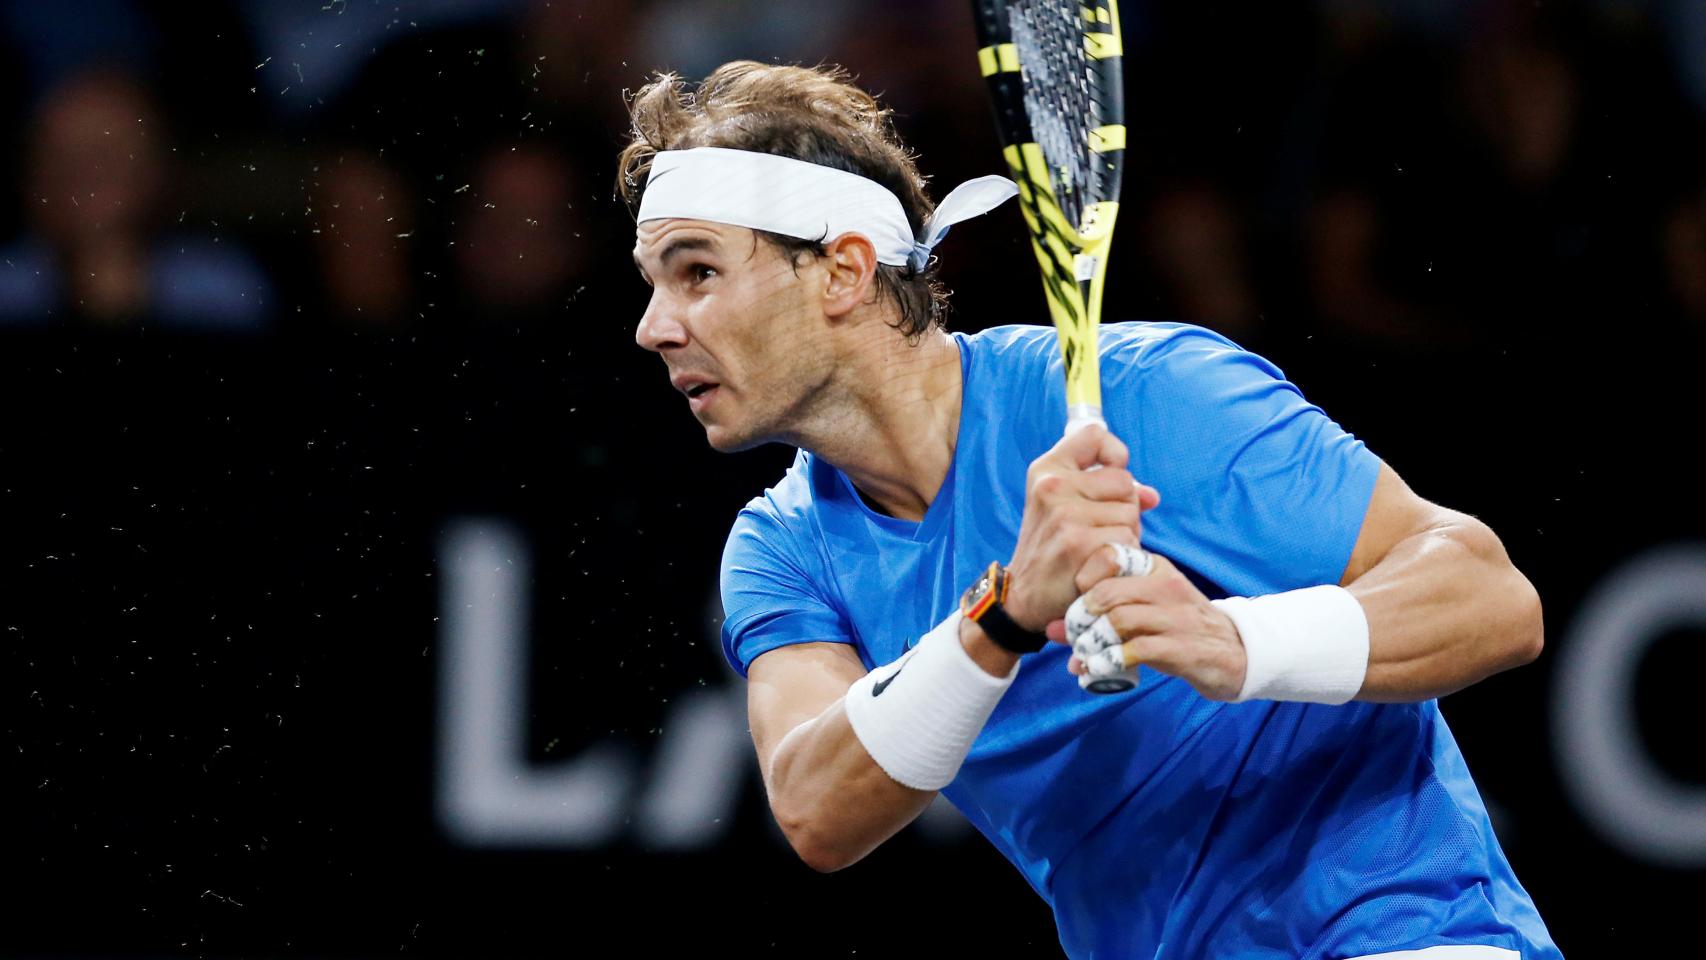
[1349,514,1544,702]
[767,623,1019,872]
[767,698,934,872]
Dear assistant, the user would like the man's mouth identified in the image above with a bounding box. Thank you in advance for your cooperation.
[685,382,721,413]
[671,372,722,412]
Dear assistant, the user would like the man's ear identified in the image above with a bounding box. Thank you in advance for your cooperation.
[820,232,880,320]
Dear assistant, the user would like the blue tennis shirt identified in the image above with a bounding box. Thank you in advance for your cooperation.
[720,322,1560,959]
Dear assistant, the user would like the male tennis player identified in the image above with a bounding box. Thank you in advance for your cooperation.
[622,62,1560,959]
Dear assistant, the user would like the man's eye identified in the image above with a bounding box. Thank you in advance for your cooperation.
[690,264,717,284]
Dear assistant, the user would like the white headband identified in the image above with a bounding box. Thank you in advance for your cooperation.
[636,147,1018,272]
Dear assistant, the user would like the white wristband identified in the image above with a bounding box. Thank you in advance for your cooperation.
[843,610,1018,791]
[1212,585,1370,704]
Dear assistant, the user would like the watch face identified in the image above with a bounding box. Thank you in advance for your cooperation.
[964,564,1004,620]
[963,570,994,617]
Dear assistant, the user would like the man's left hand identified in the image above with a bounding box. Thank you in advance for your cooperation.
[1043,548,1249,701]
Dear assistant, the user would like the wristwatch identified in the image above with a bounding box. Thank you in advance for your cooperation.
[961,561,1048,654]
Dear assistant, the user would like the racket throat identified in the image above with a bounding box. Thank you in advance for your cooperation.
[1071,252,1098,334]
[1073,254,1098,349]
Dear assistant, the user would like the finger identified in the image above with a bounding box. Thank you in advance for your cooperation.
[1093,429,1131,471]
[1069,500,1142,533]
[1087,632,1171,679]
[1074,466,1138,503]
[1045,619,1068,645]
[1074,538,1150,594]
[1082,567,1164,617]
[1085,473,1159,511]
[1105,603,1172,641]
[1064,595,1096,643]
[1068,654,1086,675]
[1074,544,1120,595]
[1086,521,1142,547]
[1071,529,1145,594]
[1075,603,1180,667]
[1084,643,1129,678]
[1071,615,1125,663]
[1074,465,1158,510]
[1136,482,1161,510]
[1110,542,1153,578]
[1054,421,1129,472]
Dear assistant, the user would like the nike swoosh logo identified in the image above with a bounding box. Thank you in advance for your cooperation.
[872,651,912,697]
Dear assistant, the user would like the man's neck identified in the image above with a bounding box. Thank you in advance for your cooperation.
[788,326,963,523]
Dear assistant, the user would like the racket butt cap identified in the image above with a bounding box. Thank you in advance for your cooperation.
[1080,669,1139,694]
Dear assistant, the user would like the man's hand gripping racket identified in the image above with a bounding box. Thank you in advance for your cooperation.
[1002,425,1159,676]
[1062,542,1152,692]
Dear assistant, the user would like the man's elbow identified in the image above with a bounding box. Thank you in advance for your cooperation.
[1489,556,1545,672]
[1454,517,1545,671]
[1509,576,1545,668]
[779,816,860,874]
[798,841,856,874]
[771,797,861,873]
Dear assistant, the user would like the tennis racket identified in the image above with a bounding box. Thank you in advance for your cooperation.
[971,0,1138,694]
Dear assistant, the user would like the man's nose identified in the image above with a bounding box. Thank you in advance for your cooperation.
[635,290,687,353]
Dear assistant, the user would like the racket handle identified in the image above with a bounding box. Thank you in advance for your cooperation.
[1066,406,1109,476]
[1066,597,1141,695]
[1062,405,1136,692]
[1074,634,1140,693]
[1064,404,1105,437]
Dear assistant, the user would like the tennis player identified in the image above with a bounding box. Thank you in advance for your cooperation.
[621,62,1561,959]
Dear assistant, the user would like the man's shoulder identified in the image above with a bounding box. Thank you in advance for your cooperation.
[962,322,1258,410]
[1100,320,1252,364]
[966,320,1243,365]
[723,448,824,560]
[718,449,851,641]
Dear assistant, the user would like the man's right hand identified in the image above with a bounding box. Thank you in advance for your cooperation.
[1003,423,1160,632]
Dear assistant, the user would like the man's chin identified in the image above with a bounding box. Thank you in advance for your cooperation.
[703,422,767,454]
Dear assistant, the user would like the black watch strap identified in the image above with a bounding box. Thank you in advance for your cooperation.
[973,594,1049,654]
[962,562,1048,655]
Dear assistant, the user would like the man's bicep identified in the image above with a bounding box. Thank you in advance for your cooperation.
[1338,461,1457,586]
[746,641,867,789]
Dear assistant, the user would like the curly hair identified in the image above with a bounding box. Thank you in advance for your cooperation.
[617,61,949,340]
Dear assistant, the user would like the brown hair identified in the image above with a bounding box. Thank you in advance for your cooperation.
[617,61,948,339]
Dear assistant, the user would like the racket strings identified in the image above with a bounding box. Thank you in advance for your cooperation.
[1008,0,1102,231]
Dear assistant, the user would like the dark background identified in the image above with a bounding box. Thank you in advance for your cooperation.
[4,0,1704,955]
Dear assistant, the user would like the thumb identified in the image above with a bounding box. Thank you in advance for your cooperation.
[1058,421,1129,472]
[1135,482,1161,511]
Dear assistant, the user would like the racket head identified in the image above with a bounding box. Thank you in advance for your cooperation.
[971,0,1126,419]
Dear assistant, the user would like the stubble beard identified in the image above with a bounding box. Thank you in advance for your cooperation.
[707,350,838,455]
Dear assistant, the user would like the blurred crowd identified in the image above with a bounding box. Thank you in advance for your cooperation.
[1,0,1703,357]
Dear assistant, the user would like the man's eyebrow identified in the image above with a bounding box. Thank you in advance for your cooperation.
[633,236,718,276]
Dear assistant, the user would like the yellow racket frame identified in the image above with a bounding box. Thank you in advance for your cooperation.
[978,1,1125,424]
